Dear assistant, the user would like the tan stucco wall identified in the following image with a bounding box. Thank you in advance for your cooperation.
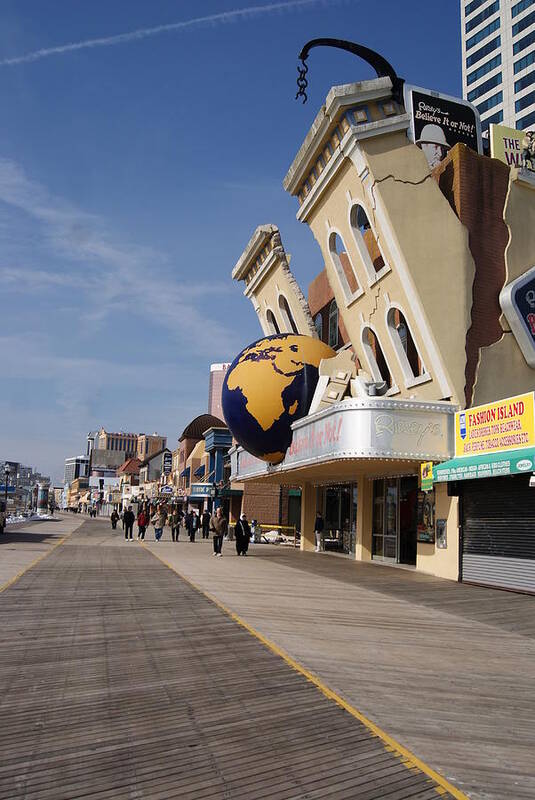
[300,482,317,552]
[305,130,474,405]
[416,485,459,581]
[249,256,315,337]
[472,172,535,405]
[355,475,372,562]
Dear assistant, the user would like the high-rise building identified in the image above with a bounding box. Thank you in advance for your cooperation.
[64,456,89,485]
[208,363,230,420]
[136,433,167,461]
[461,0,535,134]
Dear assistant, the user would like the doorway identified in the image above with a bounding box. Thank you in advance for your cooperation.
[317,484,357,555]
[372,476,417,565]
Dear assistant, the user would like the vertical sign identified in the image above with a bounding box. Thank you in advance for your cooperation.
[500,265,535,368]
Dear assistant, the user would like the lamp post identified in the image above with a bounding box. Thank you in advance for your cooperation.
[4,465,10,512]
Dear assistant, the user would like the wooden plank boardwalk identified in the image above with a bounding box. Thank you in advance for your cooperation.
[0,521,459,800]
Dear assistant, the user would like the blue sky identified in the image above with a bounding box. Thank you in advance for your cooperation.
[0,0,461,483]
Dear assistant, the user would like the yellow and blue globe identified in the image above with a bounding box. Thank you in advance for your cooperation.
[222,334,335,464]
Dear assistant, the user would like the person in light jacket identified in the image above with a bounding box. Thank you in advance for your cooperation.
[151,508,166,542]
[210,506,228,557]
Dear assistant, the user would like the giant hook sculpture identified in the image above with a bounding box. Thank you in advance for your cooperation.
[295,38,404,105]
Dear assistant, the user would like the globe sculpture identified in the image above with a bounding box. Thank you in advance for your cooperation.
[222,333,335,464]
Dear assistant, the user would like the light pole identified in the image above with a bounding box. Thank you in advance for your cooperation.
[4,465,10,512]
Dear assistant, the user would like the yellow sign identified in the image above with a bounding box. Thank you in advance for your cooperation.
[420,461,433,491]
[490,123,530,169]
[455,392,535,457]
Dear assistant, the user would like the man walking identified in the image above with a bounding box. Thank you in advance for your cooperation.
[202,508,211,539]
[123,505,135,541]
[210,506,228,557]
[234,513,251,556]
[170,508,181,542]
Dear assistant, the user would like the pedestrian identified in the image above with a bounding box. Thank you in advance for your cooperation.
[110,510,119,530]
[137,508,147,541]
[234,513,251,556]
[202,508,211,539]
[123,505,135,541]
[210,506,228,557]
[151,507,166,542]
[250,518,258,543]
[189,510,199,542]
[170,507,181,542]
[314,510,324,552]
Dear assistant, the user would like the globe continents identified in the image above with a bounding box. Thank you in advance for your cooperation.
[222,334,335,464]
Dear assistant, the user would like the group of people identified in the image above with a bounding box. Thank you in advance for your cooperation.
[110,503,253,557]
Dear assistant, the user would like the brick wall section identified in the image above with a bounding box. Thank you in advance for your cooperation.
[242,483,292,526]
[432,144,510,406]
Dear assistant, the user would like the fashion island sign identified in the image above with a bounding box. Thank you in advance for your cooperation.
[455,392,535,457]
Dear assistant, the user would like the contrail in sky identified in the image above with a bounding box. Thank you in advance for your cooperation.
[0,0,346,67]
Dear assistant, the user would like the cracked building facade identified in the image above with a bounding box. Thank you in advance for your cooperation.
[229,76,535,591]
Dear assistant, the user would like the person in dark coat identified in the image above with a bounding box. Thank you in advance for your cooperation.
[314,511,324,552]
[110,510,119,530]
[188,510,199,542]
[234,513,251,556]
[123,506,135,541]
[202,509,211,539]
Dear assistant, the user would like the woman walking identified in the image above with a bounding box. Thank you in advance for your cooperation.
[151,507,166,543]
[170,508,181,542]
[234,513,251,556]
[137,508,148,541]
[110,510,119,530]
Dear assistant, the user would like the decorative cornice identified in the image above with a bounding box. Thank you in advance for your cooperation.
[232,224,278,281]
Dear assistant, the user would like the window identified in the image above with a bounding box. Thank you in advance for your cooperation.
[350,204,386,281]
[278,294,298,334]
[514,30,535,54]
[387,308,426,382]
[512,0,534,16]
[467,71,502,101]
[328,231,361,304]
[466,1,499,33]
[514,49,535,72]
[515,89,535,112]
[515,69,535,92]
[476,90,502,114]
[466,35,500,67]
[266,309,280,335]
[314,313,323,341]
[466,18,500,51]
[465,0,489,16]
[362,327,393,388]
[467,53,501,84]
[512,8,535,36]
[328,300,339,349]
[481,109,503,129]
[517,107,535,128]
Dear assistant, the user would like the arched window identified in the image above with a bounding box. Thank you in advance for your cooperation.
[362,327,393,388]
[328,300,339,349]
[328,232,361,305]
[278,294,298,334]
[387,307,425,380]
[266,309,280,335]
[314,313,323,341]
[350,204,386,280]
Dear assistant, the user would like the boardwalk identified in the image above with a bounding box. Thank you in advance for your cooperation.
[0,519,460,800]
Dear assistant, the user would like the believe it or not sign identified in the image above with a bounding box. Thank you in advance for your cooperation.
[404,84,481,169]
[500,265,535,368]
[490,123,530,169]
[162,451,172,475]
[420,461,433,491]
[455,392,535,457]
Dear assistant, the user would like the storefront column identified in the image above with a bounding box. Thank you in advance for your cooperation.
[355,475,372,561]
[300,482,316,552]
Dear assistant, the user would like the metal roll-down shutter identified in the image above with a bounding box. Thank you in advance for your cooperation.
[461,475,535,593]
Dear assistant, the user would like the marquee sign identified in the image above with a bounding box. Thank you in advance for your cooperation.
[500,265,535,368]
[231,398,455,481]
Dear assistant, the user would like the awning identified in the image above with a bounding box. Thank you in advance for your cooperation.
[433,447,535,483]
[179,467,190,478]
[194,465,205,478]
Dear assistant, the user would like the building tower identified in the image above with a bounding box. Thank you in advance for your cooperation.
[461,0,535,134]
[208,363,231,420]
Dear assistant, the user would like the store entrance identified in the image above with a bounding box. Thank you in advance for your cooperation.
[317,484,357,555]
[372,476,418,565]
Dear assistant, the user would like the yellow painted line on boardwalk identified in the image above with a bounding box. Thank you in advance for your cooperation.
[142,543,469,800]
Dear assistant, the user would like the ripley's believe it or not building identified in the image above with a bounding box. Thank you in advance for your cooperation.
[225,71,535,594]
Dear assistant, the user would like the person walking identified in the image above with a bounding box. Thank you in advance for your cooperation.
[137,508,148,541]
[170,508,181,542]
[314,510,324,552]
[189,510,199,542]
[110,510,119,530]
[202,508,211,539]
[151,507,166,543]
[123,506,135,541]
[234,513,251,556]
[210,506,228,557]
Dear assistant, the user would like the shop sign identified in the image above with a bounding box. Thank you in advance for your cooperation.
[490,123,532,169]
[417,489,435,543]
[500,265,535,368]
[404,84,481,169]
[160,486,173,495]
[162,451,172,475]
[190,482,215,498]
[420,461,433,492]
[455,392,535,457]
[231,398,455,481]
[434,447,535,482]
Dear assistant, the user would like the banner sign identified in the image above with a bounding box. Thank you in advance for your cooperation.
[162,451,172,475]
[420,461,434,492]
[404,84,481,169]
[455,392,535,457]
[500,265,535,368]
[190,483,215,498]
[434,447,535,483]
[489,123,530,168]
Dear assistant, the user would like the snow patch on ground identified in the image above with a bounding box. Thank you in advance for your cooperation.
[6,513,55,524]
